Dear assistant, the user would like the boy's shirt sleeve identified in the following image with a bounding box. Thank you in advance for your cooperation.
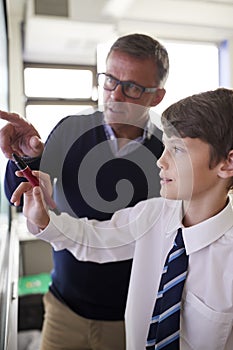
[35,204,143,263]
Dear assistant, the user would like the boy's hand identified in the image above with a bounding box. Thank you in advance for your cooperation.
[0,110,44,159]
[11,171,51,231]
[24,186,50,230]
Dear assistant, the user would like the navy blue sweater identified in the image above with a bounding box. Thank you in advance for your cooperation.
[5,111,163,320]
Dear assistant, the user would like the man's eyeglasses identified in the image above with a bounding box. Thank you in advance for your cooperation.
[97,73,158,100]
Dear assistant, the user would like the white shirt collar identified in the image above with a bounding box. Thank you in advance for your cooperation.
[182,196,233,255]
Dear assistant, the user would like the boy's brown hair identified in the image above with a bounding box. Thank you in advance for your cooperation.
[161,87,233,190]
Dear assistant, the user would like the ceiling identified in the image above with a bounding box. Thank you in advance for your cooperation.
[6,0,233,65]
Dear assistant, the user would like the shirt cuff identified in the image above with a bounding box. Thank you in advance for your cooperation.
[34,211,70,250]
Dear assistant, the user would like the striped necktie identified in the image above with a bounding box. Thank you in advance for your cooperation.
[146,228,188,350]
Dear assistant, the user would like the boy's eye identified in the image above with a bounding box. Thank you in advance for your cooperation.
[174,146,181,152]
[162,139,186,154]
[173,145,185,153]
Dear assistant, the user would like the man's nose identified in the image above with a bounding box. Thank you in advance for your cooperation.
[110,83,125,101]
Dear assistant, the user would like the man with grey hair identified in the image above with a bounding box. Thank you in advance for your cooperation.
[0,33,169,350]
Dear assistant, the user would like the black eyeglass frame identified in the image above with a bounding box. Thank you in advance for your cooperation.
[97,73,158,100]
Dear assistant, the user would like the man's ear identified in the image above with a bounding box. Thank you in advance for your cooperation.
[151,88,166,106]
[218,150,233,179]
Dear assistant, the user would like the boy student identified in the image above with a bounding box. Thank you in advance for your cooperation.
[11,87,233,350]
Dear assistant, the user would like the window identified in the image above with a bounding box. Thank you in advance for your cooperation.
[24,63,98,141]
[24,67,93,98]
[152,40,219,127]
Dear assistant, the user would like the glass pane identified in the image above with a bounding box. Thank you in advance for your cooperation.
[26,104,94,141]
[153,41,219,118]
[24,68,93,98]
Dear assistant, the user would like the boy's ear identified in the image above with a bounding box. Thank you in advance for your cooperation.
[218,150,233,178]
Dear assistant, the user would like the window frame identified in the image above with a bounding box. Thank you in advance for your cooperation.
[23,62,98,109]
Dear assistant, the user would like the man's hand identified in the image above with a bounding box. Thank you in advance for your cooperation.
[0,110,44,159]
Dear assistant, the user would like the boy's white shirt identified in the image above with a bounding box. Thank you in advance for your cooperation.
[36,196,233,350]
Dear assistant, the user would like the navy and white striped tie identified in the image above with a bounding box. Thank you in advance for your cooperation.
[146,228,188,349]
